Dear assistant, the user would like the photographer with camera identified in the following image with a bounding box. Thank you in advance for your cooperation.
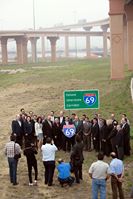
[41,137,58,186]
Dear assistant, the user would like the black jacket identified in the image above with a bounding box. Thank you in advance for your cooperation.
[12,120,24,137]
[71,142,84,165]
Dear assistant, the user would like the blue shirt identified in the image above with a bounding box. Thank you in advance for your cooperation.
[109,158,124,175]
[57,162,71,179]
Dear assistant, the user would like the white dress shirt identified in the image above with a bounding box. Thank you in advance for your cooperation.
[41,143,57,161]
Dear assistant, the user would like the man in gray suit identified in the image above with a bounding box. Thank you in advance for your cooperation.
[83,117,92,151]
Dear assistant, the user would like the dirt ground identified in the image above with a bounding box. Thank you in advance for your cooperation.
[0,77,132,199]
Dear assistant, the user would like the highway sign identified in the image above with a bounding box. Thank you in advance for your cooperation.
[64,90,99,110]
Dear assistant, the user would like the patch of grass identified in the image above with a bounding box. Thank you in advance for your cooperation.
[0,58,133,122]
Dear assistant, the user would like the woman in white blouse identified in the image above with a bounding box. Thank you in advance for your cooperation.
[35,116,43,150]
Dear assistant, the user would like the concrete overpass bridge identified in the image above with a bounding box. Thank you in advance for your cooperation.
[0,23,110,64]
[41,18,109,31]
[0,0,133,80]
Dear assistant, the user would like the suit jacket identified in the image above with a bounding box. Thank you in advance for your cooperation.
[53,122,62,137]
[122,123,130,139]
[91,123,99,139]
[58,117,65,129]
[12,120,24,137]
[115,129,124,147]
[83,122,91,136]
[23,121,33,135]
[71,142,84,165]
[100,125,109,141]
[42,120,53,138]
[74,120,83,135]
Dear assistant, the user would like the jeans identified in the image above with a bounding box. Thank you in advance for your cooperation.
[8,157,18,184]
[92,178,106,199]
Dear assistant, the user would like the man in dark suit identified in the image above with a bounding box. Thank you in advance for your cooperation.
[50,111,56,123]
[58,111,65,128]
[42,115,53,144]
[121,118,131,156]
[70,135,84,183]
[115,125,124,160]
[53,118,62,149]
[57,111,65,149]
[91,118,100,152]
[11,114,24,147]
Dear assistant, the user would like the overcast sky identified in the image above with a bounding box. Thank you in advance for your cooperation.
[0,0,109,30]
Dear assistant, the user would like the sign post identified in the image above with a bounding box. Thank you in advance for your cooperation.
[64,90,99,110]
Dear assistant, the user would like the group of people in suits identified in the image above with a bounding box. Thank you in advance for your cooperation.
[6,108,131,188]
[10,108,85,186]
[11,109,131,161]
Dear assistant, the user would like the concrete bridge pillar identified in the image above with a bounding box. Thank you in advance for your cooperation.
[41,36,45,60]
[16,37,23,64]
[15,37,28,64]
[65,35,69,57]
[30,37,38,63]
[47,36,59,62]
[101,24,109,58]
[1,37,8,65]
[84,27,92,58]
[22,38,28,64]
[125,5,133,70]
[109,0,125,79]
[86,35,91,58]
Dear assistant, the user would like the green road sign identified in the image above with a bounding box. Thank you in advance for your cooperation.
[64,90,99,110]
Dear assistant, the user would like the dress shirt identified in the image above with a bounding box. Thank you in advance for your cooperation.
[47,120,52,127]
[18,120,21,127]
[109,158,124,175]
[60,117,63,124]
[89,160,109,179]
[51,116,54,123]
[41,143,57,161]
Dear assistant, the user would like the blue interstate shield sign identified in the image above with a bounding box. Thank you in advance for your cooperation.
[63,125,76,138]
[83,93,96,106]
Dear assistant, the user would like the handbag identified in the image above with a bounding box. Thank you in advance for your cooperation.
[14,143,21,160]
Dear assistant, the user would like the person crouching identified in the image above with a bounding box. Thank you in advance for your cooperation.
[57,159,75,187]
